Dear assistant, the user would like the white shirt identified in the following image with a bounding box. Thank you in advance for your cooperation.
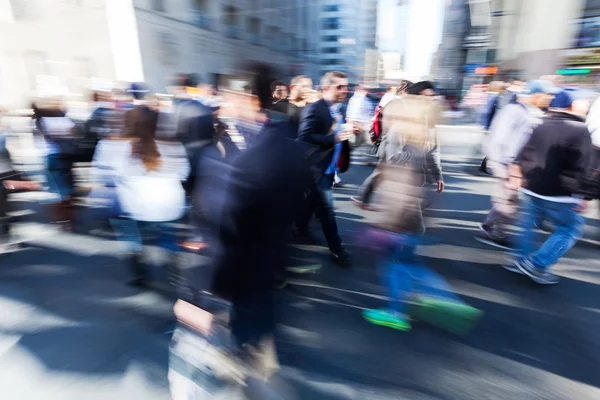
[92,139,190,222]
[586,96,600,147]
[347,93,372,128]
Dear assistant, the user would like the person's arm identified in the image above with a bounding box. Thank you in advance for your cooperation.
[297,104,335,149]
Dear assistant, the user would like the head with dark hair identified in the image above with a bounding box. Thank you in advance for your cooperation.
[185,73,204,89]
[320,71,349,103]
[247,62,275,110]
[128,82,151,101]
[406,81,435,96]
[271,80,288,102]
[395,79,414,95]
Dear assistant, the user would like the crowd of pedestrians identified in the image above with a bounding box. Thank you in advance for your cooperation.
[1,68,600,398]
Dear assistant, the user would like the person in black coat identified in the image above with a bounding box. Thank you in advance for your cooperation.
[297,71,354,265]
[168,73,217,195]
[210,120,312,351]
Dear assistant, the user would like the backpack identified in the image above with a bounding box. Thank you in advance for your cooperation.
[369,104,383,145]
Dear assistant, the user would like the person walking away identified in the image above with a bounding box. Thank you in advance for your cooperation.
[33,98,78,229]
[476,80,556,249]
[100,104,190,287]
[297,71,356,265]
[346,85,373,148]
[351,80,413,209]
[362,95,480,332]
[168,73,216,195]
[506,89,592,285]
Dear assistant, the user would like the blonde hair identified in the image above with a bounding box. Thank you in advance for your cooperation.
[383,95,440,147]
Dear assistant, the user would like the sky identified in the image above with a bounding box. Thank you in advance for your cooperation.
[377,0,446,80]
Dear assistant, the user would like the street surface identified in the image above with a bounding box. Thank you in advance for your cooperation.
[1,126,600,399]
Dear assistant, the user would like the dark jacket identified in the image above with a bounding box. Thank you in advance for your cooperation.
[211,122,312,301]
[517,111,592,197]
[174,99,215,153]
[297,98,350,176]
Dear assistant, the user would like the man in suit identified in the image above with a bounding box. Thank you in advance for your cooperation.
[297,71,354,265]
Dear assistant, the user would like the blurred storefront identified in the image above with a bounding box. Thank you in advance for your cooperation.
[558,0,600,85]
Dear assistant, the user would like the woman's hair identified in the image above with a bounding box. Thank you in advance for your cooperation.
[126,107,161,172]
[384,95,439,147]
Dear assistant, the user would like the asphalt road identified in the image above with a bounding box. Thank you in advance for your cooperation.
[1,128,600,399]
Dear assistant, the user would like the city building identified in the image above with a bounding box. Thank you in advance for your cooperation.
[0,0,321,108]
[431,0,471,96]
[318,0,379,83]
[490,0,585,80]
[0,0,119,108]
[134,0,320,90]
[558,0,600,82]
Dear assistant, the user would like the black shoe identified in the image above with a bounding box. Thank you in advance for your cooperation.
[128,253,148,287]
[331,249,351,266]
[515,259,560,285]
[474,224,512,250]
[127,278,148,288]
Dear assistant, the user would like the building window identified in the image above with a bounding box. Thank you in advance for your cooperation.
[322,59,343,66]
[323,5,339,12]
[247,17,261,34]
[152,0,165,12]
[158,32,178,65]
[223,5,238,26]
[23,51,46,90]
[9,0,34,20]
[193,0,208,13]
[322,47,339,54]
[322,35,339,42]
[322,18,339,30]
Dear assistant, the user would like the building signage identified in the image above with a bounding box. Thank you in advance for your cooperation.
[562,47,600,66]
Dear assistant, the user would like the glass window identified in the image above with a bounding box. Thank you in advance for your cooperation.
[322,35,339,42]
[247,17,261,34]
[323,5,339,12]
[152,0,165,12]
[193,0,208,13]
[322,47,339,54]
[322,18,339,30]
[223,5,238,26]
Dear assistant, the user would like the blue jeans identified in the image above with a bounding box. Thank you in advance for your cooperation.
[517,193,585,272]
[380,232,459,314]
[46,154,74,201]
[110,218,180,254]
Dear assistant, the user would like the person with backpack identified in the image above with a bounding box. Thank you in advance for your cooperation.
[351,80,413,209]
[475,80,556,249]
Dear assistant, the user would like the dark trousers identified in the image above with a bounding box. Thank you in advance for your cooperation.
[299,174,343,253]
[0,180,7,236]
[357,164,382,204]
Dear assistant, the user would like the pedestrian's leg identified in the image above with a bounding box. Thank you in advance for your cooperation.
[110,218,147,285]
[314,175,343,254]
[357,167,381,204]
[363,240,412,331]
[295,181,318,234]
[529,201,584,272]
[0,180,8,239]
[515,194,543,261]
